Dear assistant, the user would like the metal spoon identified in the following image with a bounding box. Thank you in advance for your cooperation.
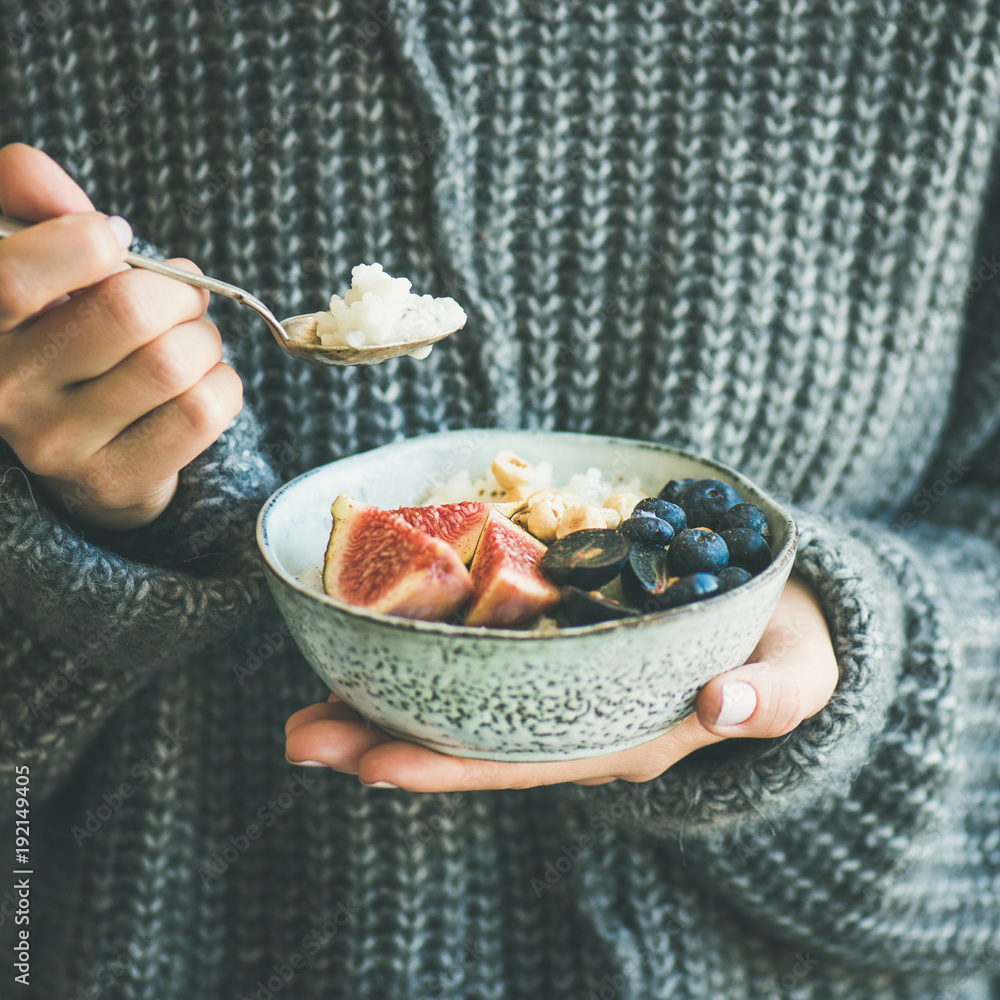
[0,215,464,365]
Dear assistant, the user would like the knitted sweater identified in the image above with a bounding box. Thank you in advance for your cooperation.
[2,1,1000,997]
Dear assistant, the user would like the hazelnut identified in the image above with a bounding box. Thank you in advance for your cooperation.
[491,450,534,490]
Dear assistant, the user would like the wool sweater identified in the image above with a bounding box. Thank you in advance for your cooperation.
[2,1,1000,997]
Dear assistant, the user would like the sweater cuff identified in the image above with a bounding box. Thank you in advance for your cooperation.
[0,401,281,662]
[566,509,903,836]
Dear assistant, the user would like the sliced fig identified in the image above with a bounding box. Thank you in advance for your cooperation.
[540,528,630,590]
[390,501,491,563]
[465,509,561,628]
[323,494,473,621]
[560,586,638,626]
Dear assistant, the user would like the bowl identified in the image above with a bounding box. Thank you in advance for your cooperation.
[256,429,797,762]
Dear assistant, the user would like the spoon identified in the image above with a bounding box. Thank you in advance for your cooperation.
[0,215,463,365]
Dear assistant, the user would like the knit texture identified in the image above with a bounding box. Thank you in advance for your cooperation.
[2,1,1000,997]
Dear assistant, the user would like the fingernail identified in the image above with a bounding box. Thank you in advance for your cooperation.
[716,681,757,727]
[107,214,133,249]
[285,754,327,767]
[361,780,398,789]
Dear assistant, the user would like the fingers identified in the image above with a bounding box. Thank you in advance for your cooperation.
[95,361,243,489]
[286,714,393,774]
[350,713,717,792]
[0,143,95,220]
[696,576,839,739]
[9,259,210,381]
[66,317,223,449]
[0,213,128,333]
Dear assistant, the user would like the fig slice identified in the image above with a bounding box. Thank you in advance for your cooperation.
[323,494,473,621]
[465,509,561,628]
[389,501,492,563]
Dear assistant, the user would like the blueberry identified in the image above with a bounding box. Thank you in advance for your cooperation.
[560,587,638,626]
[718,528,771,574]
[716,502,770,539]
[620,543,674,609]
[716,566,752,593]
[657,573,721,609]
[620,514,674,548]
[657,478,696,506]
[633,498,686,533]
[679,478,743,530]
[668,527,729,576]
[540,529,631,590]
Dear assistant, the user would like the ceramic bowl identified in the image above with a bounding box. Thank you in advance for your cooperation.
[256,429,797,762]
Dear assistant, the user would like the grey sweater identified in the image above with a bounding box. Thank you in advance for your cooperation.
[2,1,1000,997]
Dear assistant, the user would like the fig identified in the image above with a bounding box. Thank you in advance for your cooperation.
[540,528,630,590]
[389,501,491,563]
[465,509,561,627]
[323,494,473,620]
[559,586,638,626]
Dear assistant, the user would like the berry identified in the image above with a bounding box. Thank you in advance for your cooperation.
[679,478,743,530]
[718,528,771,573]
[716,566,752,593]
[657,573,721,609]
[541,529,631,590]
[657,478,695,506]
[668,527,729,576]
[633,498,687,533]
[620,514,674,548]
[620,543,674,609]
[717,502,770,539]
[560,587,637,626]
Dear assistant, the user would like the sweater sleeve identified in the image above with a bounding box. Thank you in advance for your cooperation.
[0,238,281,806]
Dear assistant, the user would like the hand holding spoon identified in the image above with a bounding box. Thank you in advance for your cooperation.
[0,215,464,365]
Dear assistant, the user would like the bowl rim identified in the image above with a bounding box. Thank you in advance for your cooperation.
[256,429,798,641]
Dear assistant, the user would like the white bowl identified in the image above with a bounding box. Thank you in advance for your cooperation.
[256,429,797,762]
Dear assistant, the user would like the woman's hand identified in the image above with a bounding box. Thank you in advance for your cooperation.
[284,576,840,791]
[0,143,243,530]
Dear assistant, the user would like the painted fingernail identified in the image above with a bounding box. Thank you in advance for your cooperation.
[285,754,327,767]
[361,780,398,789]
[107,214,133,249]
[716,681,757,727]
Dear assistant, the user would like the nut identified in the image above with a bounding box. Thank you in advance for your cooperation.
[491,450,534,490]
[600,507,622,529]
[527,499,564,542]
[556,503,607,539]
[503,483,537,502]
[602,492,640,519]
[526,489,556,504]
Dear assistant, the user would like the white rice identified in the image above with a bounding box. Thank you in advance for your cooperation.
[421,460,642,507]
[312,263,467,359]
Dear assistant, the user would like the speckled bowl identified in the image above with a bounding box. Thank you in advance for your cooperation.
[256,430,797,762]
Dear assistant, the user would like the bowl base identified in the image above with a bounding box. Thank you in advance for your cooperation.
[370,718,686,763]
